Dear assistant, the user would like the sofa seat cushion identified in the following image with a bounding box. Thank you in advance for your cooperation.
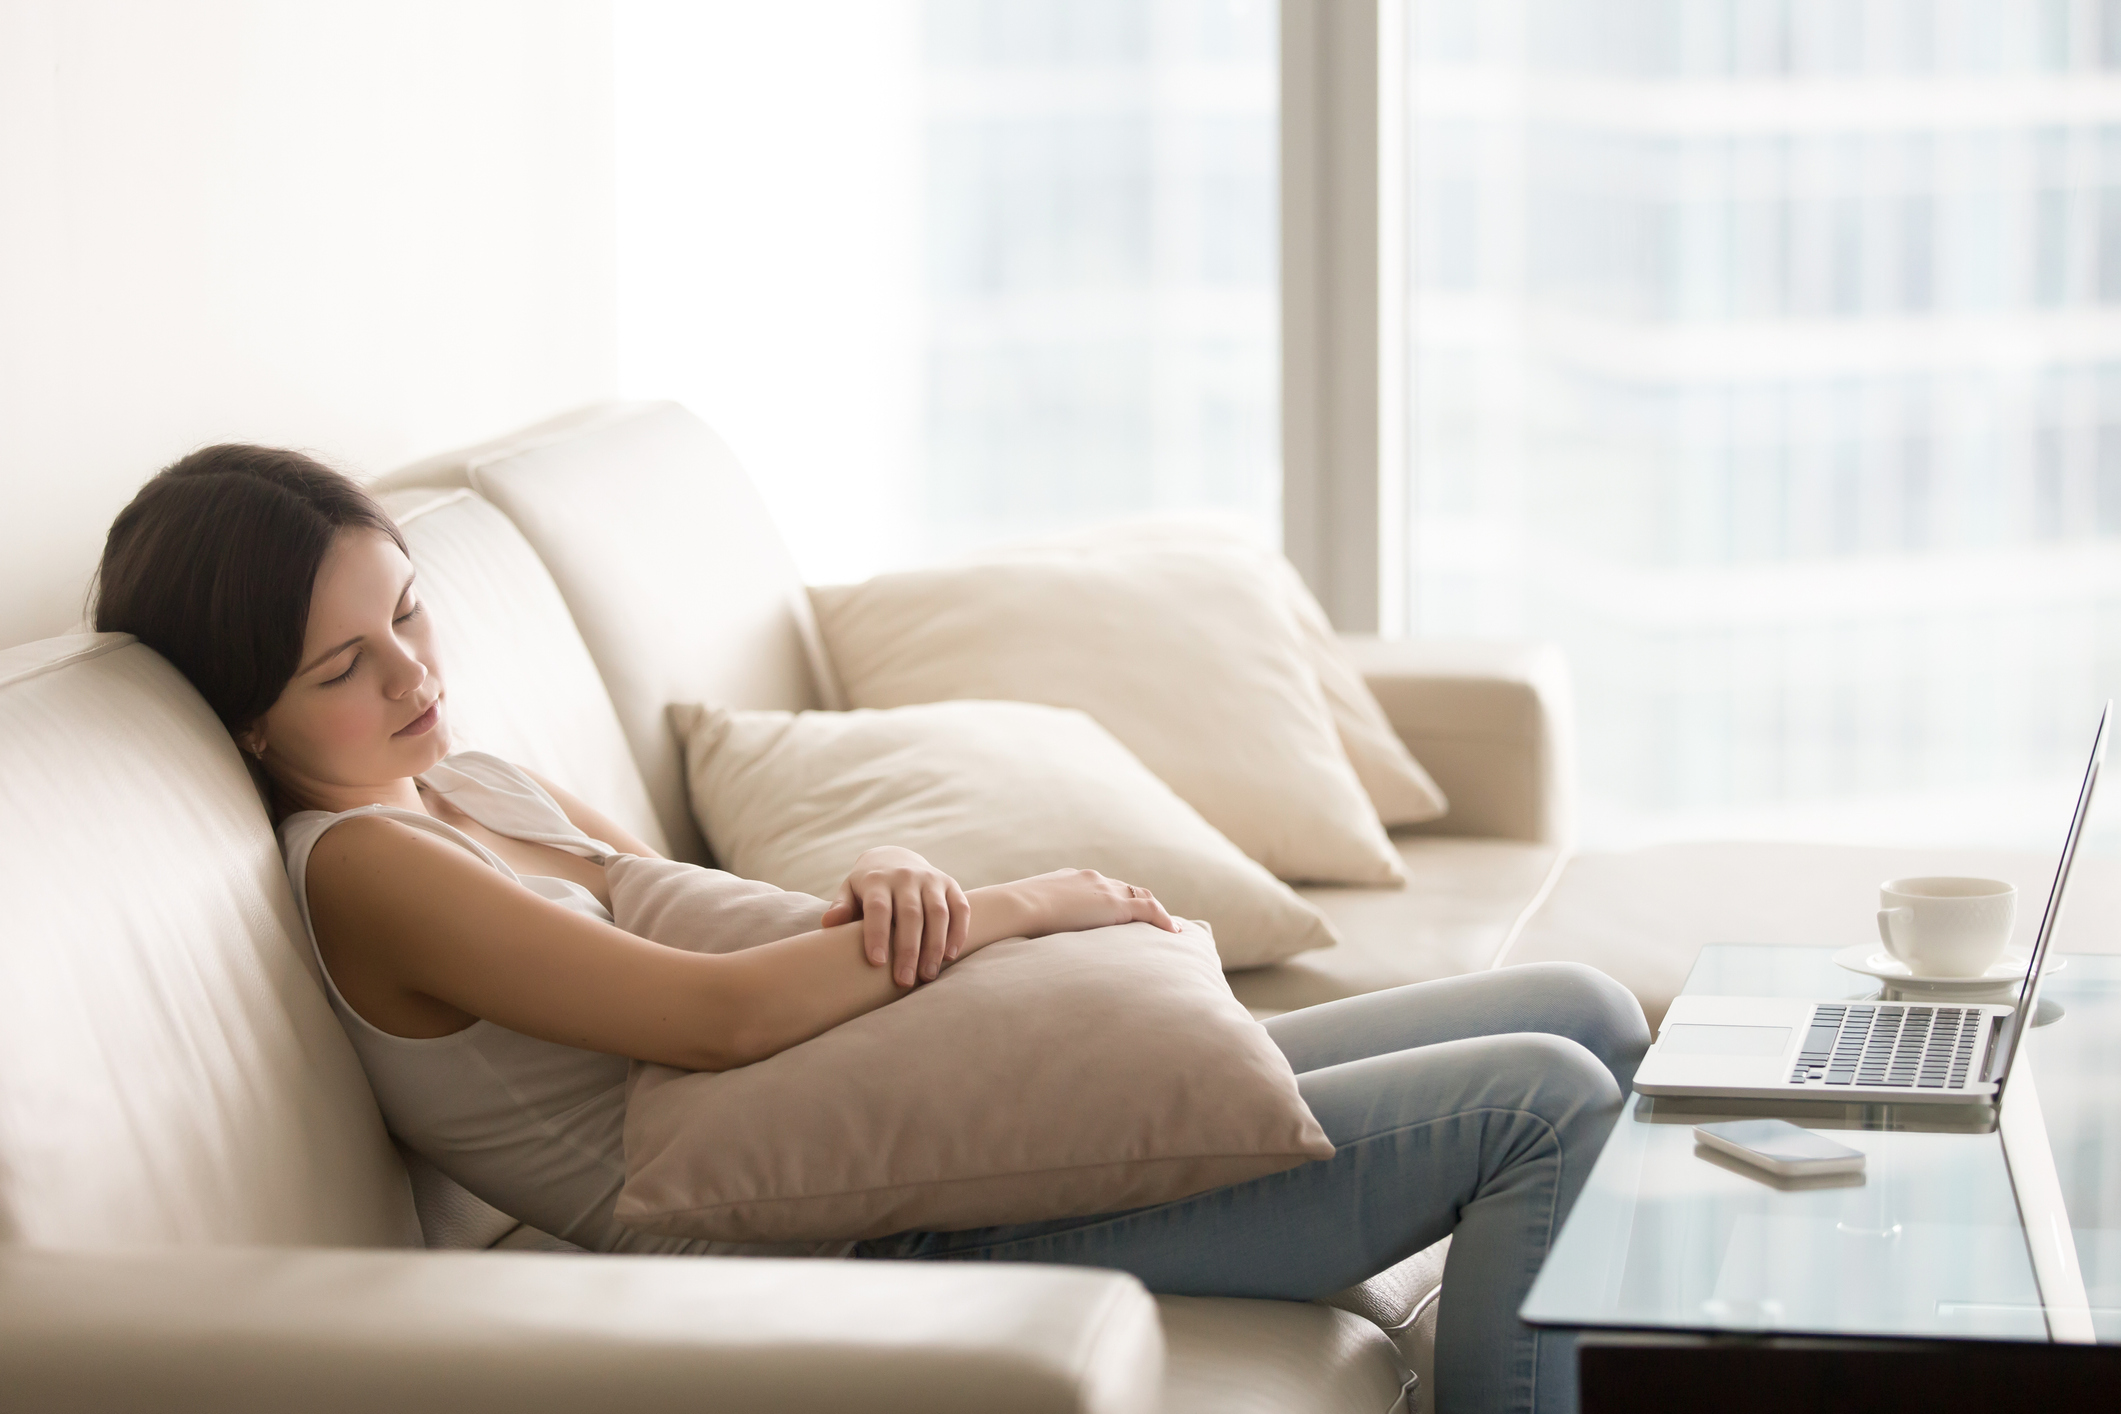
[1323,1238,1448,1408]
[1228,836,1562,1018]
[1158,1296,1411,1414]
[1505,840,2121,1029]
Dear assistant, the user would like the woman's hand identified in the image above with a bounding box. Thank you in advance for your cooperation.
[821,846,971,987]
[1010,868,1180,939]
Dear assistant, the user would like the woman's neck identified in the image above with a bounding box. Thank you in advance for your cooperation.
[274,772,428,819]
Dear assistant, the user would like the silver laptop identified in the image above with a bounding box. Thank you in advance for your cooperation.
[1635,702,2108,1105]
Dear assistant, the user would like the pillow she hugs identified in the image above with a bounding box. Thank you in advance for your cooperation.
[615,907,1335,1244]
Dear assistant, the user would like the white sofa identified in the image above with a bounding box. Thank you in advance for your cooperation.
[2,401,2102,1412]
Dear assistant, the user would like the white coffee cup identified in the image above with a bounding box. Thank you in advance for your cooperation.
[1876,877,2016,978]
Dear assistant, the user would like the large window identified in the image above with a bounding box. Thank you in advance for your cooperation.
[617,0,1278,583]
[1407,0,2121,850]
[623,1,2121,853]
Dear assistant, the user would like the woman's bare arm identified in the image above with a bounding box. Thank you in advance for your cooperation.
[519,766,664,860]
[305,815,1066,1070]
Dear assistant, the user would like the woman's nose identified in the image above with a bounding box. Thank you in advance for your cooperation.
[384,649,428,699]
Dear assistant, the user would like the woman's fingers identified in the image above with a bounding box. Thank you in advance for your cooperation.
[821,879,856,930]
[1123,881,1180,932]
[862,883,895,968]
[839,855,976,982]
[892,881,926,986]
[918,882,950,981]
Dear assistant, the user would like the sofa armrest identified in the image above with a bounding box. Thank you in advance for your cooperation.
[1338,636,1576,847]
[0,1248,1163,1414]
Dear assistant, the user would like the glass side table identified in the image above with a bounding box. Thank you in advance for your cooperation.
[1522,945,2121,1344]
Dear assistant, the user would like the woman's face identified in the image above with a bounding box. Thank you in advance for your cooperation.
[245,528,450,804]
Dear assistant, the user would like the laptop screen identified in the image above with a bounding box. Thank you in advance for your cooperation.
[1990,701,2109,1092]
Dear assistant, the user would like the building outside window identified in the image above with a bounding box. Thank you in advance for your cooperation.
[1407,0,2121,850]
[921,0,1280,551]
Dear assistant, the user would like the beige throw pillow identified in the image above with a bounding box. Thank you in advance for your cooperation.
[809,554,1407,885]
[980,525,1449,828]
[674,699,1336,969]
[616,918,1336,1243]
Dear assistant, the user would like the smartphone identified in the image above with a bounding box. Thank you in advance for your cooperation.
[1693,1119,1866,1177]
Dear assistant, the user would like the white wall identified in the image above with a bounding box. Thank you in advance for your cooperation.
[0,0,616,648]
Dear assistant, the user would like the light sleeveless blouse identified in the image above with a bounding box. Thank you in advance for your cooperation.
[279,751,848,1257]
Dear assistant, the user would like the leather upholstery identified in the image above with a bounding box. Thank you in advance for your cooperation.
[380,402,836,864]
[384,487,670,856]
[1340,636,1576,847]
[1228,838,1561,1018]
[0,1247,1165,1414]
[1158,1296,1411,1414]
[0,635,419,1249]
[1322,1240,1449,1408]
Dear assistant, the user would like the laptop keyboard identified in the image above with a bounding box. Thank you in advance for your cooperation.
[1788,1004,1985,1089]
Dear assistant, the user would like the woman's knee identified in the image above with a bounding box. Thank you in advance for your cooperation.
[1468,1030,1628,1165]
[1502,961,1651,1089]
[1431,1029,1622,1134]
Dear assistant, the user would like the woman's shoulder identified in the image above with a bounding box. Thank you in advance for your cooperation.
[280,799,502,891]
[297,809,509,920]
[277,801,378,865]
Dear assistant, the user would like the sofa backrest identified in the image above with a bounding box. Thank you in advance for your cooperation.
[0,636,420,1249]
[378,402,833,864]
[385,487,670,858]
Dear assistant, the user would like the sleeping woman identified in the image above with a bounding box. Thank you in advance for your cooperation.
[94,444,1649,1414]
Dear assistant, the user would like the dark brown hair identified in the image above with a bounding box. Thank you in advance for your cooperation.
[93,444,407,737]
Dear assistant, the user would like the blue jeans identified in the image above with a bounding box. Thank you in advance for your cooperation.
[856,962,1650,1414]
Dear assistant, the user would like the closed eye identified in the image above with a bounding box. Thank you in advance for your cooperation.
[395,601,423,626]
[322,653,360,687]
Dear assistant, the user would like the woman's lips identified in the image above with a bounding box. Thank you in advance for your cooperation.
[394,701,440,738]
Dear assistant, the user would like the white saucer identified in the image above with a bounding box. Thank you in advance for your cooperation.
[1831,944,2063,991]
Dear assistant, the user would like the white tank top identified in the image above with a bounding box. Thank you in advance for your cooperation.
[279,751,848,1257]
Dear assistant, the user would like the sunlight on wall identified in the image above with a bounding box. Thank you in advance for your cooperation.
[0,0,616,648]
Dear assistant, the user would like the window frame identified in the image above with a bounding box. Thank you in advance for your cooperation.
[1280,0,1407,633]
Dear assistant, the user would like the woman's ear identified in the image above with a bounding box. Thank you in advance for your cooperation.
[237,726,267,759]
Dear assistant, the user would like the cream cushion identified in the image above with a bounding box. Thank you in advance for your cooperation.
[982,526,1448,829]
[674,700,1337,969]
[617,919,1334,1243]
[810,555,1406,886]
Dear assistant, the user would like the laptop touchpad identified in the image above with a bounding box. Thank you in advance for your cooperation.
[1661,1024,1792,1057]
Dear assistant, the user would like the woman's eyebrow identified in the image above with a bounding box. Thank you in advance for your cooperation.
[296,573,418,675]
[298,634,363,675]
